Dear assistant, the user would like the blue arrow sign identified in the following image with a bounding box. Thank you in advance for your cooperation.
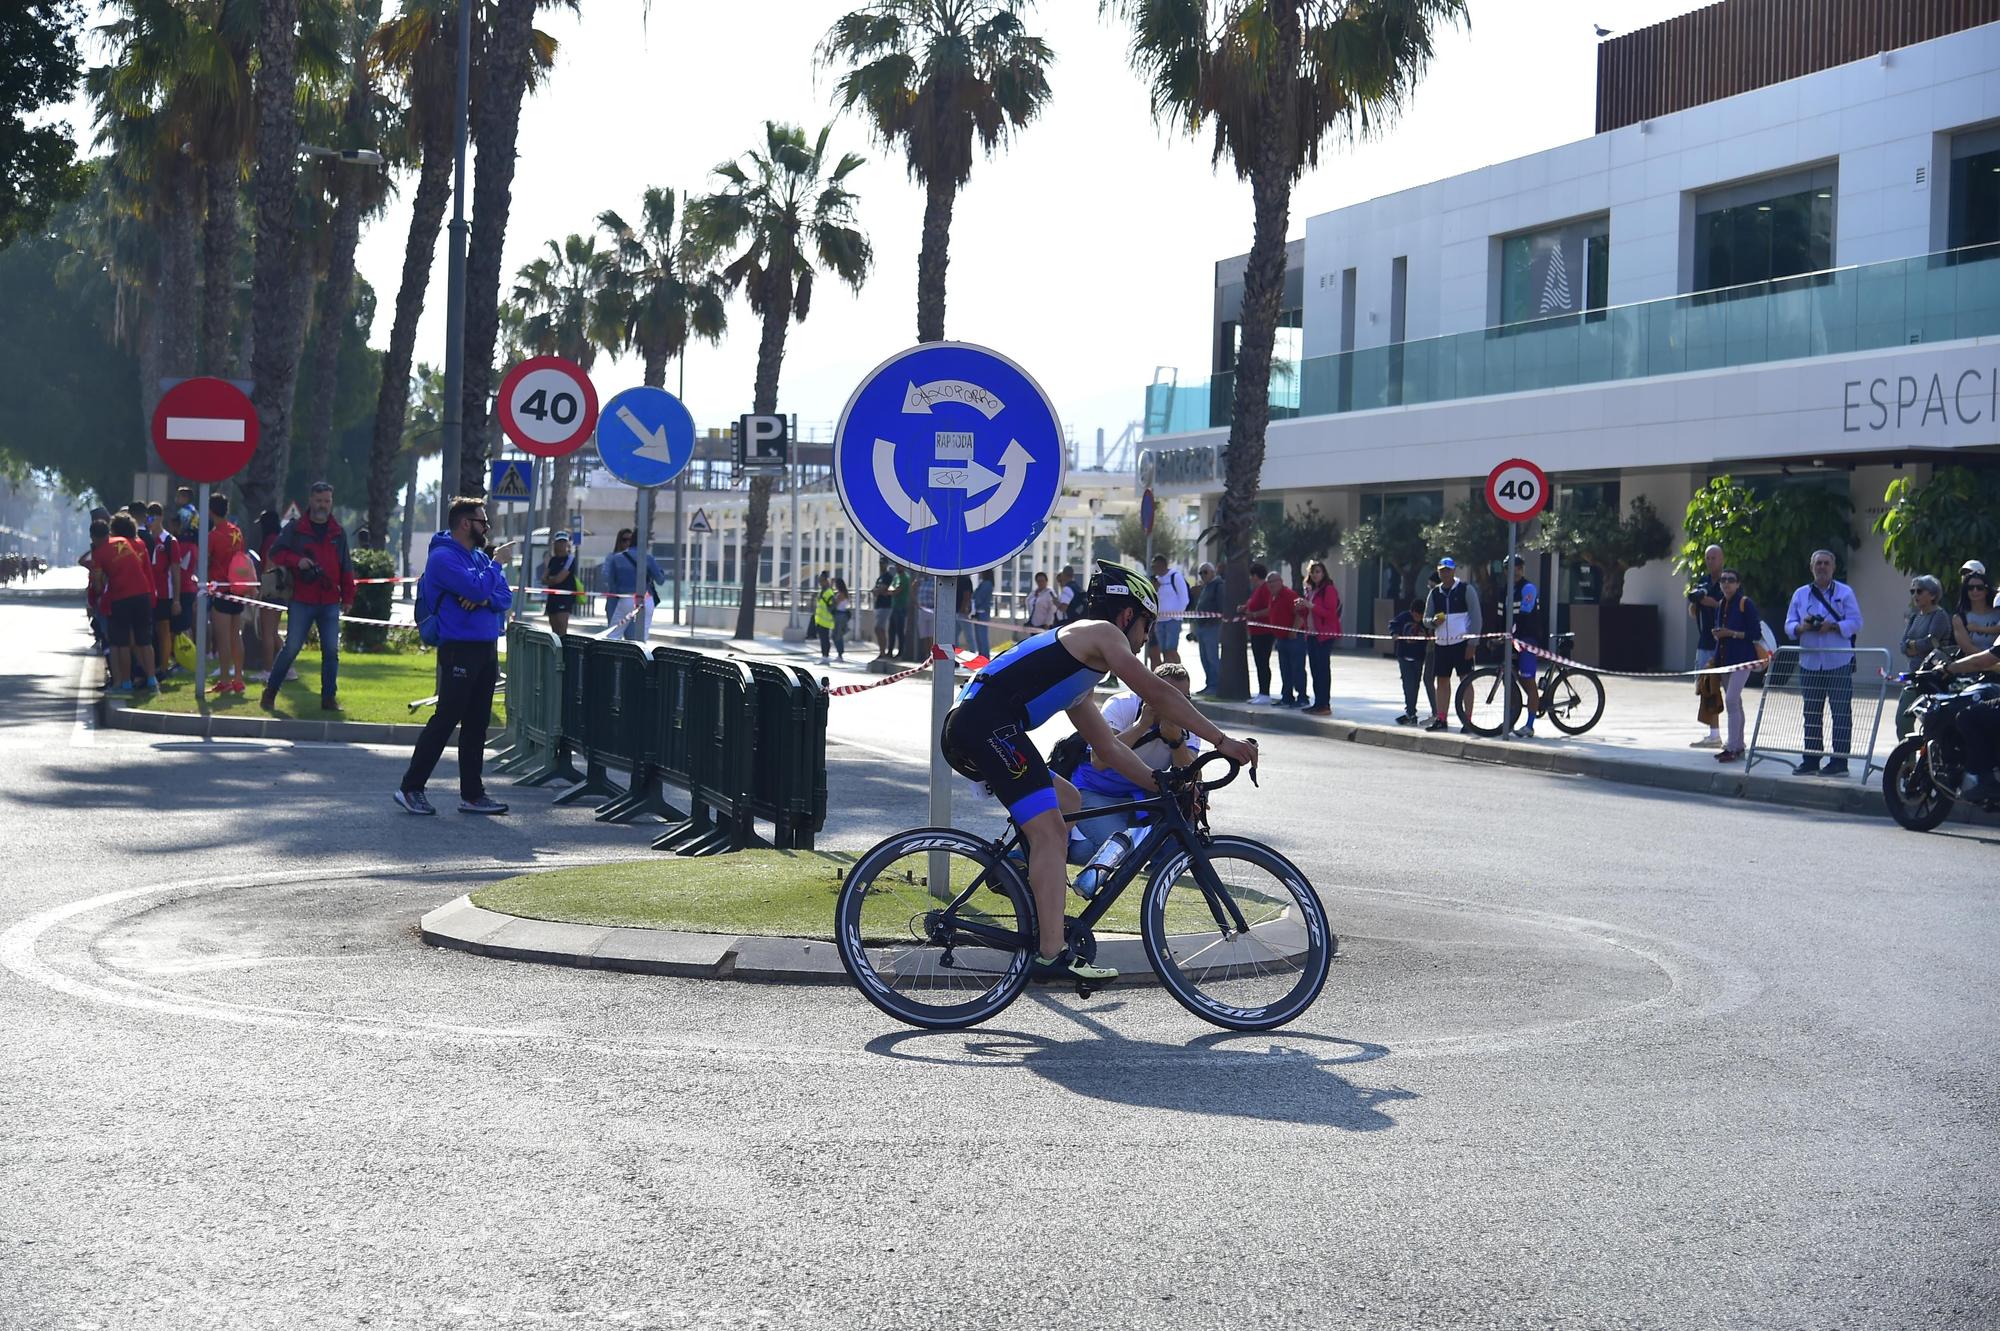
[489,459,533,504]
[832,342,1065,577]
[594,386,695,488]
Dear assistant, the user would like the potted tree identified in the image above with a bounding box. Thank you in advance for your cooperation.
[1533,496,1671,671]
[1339,511,1428,652]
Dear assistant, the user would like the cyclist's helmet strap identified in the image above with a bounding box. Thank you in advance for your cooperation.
[1085,559,1159,622]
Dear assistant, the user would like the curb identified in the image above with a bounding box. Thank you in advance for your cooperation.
[98,697,435,745]
[0,587,84,603]
[1195,696,2000,825]
[418,894,1170,986]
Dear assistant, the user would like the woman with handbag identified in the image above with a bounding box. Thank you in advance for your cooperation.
[542,533,580,638]
[1710,569,1763,763]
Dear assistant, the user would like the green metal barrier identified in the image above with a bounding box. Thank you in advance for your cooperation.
[589,640,684,825]
[499,624,578,787]
[741,661,828,850]
[652,655,759,855]
[551,634,631,808]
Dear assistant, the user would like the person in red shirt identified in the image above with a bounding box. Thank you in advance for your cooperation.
[263,481,358,711]
[144,504,183,676]
[1238,561,1282,704]
[204,492,249,695]
[1299,558,1343,715]
[92,513,157,690]
[1266,570,1306,706]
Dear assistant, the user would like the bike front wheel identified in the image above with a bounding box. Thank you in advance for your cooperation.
[1542,667,1606,735]
[834,827,1037,1030]
[1455,666,1522,737]
[1140,836,1334,1031]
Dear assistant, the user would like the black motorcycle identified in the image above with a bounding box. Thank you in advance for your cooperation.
[1880,649,2000,831]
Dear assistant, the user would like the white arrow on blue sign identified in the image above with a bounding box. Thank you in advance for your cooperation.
[832,342,1064,577]
[594,386,696,488]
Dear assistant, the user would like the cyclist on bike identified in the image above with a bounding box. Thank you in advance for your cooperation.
[942,559,1259,987]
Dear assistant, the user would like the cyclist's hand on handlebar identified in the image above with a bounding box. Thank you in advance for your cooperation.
[1216,735,1257,768]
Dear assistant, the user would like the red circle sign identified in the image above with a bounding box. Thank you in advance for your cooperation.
[1485,457,1550,523]
[496,355,598,458]
[151,377,259,483]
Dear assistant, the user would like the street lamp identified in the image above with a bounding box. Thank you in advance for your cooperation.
[301,145,386,168]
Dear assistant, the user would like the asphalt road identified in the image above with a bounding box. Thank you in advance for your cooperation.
[2,599,1995,1330]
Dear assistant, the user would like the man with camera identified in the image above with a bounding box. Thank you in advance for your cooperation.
[1783,549,1865,776]
[263,481,357,712]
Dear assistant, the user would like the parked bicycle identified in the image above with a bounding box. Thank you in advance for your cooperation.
[834,751,1334,1032]
[1455,632,1606,737]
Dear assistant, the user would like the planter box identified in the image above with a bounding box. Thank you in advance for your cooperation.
[1569,602,1660,672]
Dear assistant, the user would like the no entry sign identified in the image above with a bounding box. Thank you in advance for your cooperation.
[1485,457,1550,523]
[151,377,259,483]
[497,355,598,458]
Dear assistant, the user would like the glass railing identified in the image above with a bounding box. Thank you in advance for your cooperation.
[1142,242,2000,436]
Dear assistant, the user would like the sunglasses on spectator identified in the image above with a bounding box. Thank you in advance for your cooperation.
[1719,575,1738,583]
[1968,581,1990,591]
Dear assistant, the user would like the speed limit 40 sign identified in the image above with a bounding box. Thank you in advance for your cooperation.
[497,355,598,458]
[1485,458,1550,523]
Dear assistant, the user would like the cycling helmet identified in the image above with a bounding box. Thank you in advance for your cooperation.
[1084,559,1159,621]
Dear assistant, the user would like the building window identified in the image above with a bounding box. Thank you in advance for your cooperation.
[1692,166,1836,291]
[1949,127,2000,251]
[1500,216,1610,325]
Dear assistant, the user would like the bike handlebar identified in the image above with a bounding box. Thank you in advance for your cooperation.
[1163,745,1256,794]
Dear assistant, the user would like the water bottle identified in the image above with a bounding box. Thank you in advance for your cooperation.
[1073,828,1137,899]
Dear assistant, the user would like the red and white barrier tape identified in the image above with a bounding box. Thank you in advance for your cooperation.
[591,600,645,640]
[821,644,990,697]
[1510,637,1763,679]
[201,585,407,629]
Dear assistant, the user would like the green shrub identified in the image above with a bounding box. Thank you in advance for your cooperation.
[348,547,397,652]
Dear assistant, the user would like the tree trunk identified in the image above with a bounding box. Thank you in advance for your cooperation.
[400,472,417,573]
[915,175,955,345]
[199,157,239,376]
[161,191,200,382]
[643,347,667,389]
[734,274,791,640]
[300,182,363,482]
[135,290,164,431]
[547,451,572,547]
[457,0,538,499]
[364,134,453,549]
[241,0,304,521]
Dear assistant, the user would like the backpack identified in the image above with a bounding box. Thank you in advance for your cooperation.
[415,568,447,647]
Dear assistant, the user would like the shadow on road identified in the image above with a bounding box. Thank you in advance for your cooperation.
[865,1007,1414,1131]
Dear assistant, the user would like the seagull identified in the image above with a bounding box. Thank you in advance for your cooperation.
[1594,24,1614,37]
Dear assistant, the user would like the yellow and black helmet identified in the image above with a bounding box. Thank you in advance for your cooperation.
[1085,559,1159,619]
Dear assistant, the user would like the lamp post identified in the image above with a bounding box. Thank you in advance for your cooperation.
[440,0,473,509]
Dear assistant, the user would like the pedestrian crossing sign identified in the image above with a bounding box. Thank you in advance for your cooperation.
[490,459,533,504]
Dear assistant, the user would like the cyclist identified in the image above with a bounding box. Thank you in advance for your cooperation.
[942,559,1258,987]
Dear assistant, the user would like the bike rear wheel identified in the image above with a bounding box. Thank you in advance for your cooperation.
[1455,667,1522,737]
[834,827,1036,1030]
[1542,667,1606,735]
[1141,836,1334,1031]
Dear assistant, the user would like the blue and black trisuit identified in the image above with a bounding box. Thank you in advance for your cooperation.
[942,627,1103,824]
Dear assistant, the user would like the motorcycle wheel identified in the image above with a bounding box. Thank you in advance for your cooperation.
[1881,738,1953,832]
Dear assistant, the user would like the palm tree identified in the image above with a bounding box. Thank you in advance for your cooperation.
[819,1,1053,344]
[596,187,728,390]
[458,0,575,498]
[1104,0,1465,697]
[512,234,616,542]
[690,122,872,640]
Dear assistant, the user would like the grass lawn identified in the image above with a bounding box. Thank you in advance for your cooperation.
[471,849,1165,941]
[123,647,505,728]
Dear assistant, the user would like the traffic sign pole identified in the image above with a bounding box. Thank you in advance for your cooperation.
[194,483,210,718]
[930,578,955,892]
[1484,457,1550,741]
[1503,519,1517,737]
[635,480,653,642]
[673,473,685,628]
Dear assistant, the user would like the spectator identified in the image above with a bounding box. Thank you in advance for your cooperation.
[262,482,358,712]
[1273,572,1307,707]
[92,514,157,691]
[1389,596,1428,724]
[871,563,895,658]
[600,528,663,642]
[1025,570,1058,630]
[1241,561,1276,703]
[542,532,580,638]
[1953,560,1998,655]
[1424,556,1481,732]
[252,508,285,679]
[1708,569,1762,763]
[832,576,853,657]
[1149,552,1191,668]
[1687,543,1725,749]
[915,571,936,656]
[1071,663,1203,858]
[1509,555,1543,738]
[1895,574,1951,738]
[205,493,249,696]
[1784,549,1864,777]
[889,563,913,657]
[1300,558,1342,716]
[144,504,183,677]
[396,498,512,816]
[812,570,839,662]
[1054,567,1078,622]
[970,569,995,660]
[1190,562,1223,695]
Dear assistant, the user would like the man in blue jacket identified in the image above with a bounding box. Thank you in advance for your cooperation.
[396,498,513,815]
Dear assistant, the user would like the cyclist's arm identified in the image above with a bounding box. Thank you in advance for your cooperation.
[1070,699,1157,793]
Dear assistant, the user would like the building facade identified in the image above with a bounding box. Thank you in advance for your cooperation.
[1140,4,2000,665]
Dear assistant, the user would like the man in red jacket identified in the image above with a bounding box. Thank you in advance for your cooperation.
[262,482,358,712]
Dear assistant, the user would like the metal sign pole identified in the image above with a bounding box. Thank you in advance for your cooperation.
[929,574,954,898]
[788,437,802,632]
[634,477,654,643]
[194,482,211,718]
[1503,519,1518,738]
[673,472,685,627]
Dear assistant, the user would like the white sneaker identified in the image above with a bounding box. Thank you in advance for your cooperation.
[1690,735,1721,749]
[1250,693,1273,705]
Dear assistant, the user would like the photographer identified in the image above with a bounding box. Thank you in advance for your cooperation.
[1783,549,1864,777]
[262,482,357,712]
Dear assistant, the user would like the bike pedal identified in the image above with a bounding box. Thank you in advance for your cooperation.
[1075,982,1094,999]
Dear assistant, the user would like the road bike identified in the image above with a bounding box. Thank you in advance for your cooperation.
[1455,633,1605,738]
[834,752,1334,1032]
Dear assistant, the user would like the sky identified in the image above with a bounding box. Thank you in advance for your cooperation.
[70,0,1723,461]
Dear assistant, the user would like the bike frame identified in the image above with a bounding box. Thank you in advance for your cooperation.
[917,780,1253,954]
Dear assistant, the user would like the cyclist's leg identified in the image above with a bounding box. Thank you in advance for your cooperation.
[1019,806,1070,957]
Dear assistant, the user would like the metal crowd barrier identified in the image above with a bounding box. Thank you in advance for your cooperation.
[495,628,829,855]
[1745,646,1892,781]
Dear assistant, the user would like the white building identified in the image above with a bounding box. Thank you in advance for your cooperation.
[1139,2,2000,667]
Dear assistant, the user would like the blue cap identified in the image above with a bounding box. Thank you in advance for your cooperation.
[1436,557,1456,569]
